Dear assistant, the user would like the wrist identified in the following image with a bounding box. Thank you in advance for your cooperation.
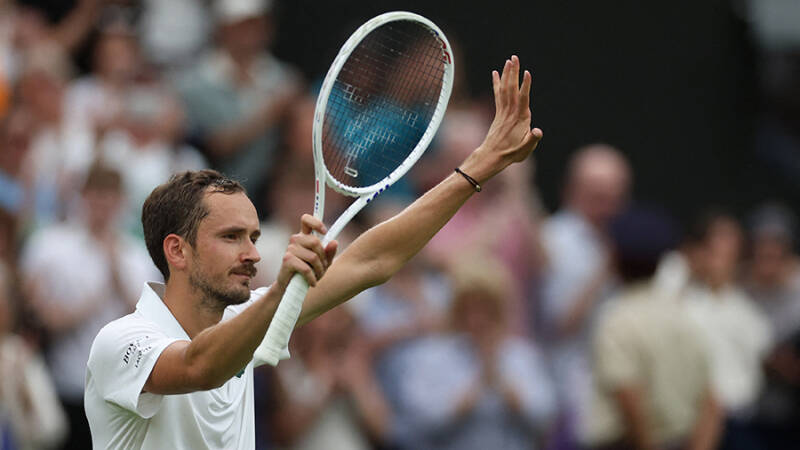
[459,146,504,185]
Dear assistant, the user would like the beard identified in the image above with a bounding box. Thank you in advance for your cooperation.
[189,261,256,310]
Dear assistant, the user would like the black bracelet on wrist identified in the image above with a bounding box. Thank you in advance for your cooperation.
[454,168,482,192]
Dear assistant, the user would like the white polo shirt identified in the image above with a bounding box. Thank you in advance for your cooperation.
[85,282,288,450]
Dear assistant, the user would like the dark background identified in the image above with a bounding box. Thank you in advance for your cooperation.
[271,0,783,225]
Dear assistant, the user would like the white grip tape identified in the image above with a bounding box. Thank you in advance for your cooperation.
[254,273,310,365]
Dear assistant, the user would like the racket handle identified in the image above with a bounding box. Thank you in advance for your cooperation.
[254,273,310,365]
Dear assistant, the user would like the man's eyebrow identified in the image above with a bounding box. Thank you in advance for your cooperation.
[217,226,261,238]
[217,226,249,235]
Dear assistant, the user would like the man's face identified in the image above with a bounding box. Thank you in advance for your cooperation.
[83,186,122,232]
[188,191,261,308]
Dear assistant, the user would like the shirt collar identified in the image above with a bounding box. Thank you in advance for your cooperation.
[136,282,191,340]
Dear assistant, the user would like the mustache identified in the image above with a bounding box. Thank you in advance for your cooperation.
[230,264,257,278]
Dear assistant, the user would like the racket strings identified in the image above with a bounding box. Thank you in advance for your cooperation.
[322,21,446,189]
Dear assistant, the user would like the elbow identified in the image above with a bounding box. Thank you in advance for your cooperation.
[365,257,401,287]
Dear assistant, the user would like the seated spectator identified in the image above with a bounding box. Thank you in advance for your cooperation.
[176,0,302,198]
[18,163,158,449]
[0,107,33,220]
[269,306,391,450]
[743,203,800,448]
[99,85,206,237]
[681,211,772,450]
[388,256,555,450]
[584,208,721,450]
[64,20,140,138]
[17,44,94,229]
[0,260,67,449]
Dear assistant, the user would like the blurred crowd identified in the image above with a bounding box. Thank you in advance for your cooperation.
[1,1,799,450]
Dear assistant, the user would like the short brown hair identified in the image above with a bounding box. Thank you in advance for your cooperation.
[142,170,245,280]
[83,162,123,193]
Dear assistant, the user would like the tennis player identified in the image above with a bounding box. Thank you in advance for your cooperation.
[85,56,541,449]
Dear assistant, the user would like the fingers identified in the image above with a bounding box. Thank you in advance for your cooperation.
[281,213,333,287]
[300,214,327,236]
[498,59,511,107]
[289,232,327,273]
[290,244,326,282]
[494,56,529,111]
[508,55,520,98]
[519,70,532,114]
[279,252,318,287]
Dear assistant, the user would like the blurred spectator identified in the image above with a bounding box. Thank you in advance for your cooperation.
[746,0,800,197]
[743,203,800,448]
[270,306,391,450]
[4,0,102,76]
[681,212,772,450]
[0,107,35,269]
[138,0,211,68]
[0,263,67,450]
[0,107,33,218]
[280,94,316,168]
[18,164,157,449]
[16,45,94,230]
[98,84,206,237]
[64,21,141,138]
[176,0,302,198]
[584,208,721,450]
[387,256,555,450]
[539,144,631,447]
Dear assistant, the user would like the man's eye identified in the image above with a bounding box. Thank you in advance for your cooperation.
[224,234,238,241]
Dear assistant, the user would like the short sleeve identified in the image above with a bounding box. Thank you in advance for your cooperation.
[87,318,181,418]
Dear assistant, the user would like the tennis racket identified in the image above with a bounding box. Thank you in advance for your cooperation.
[254,11,454,365]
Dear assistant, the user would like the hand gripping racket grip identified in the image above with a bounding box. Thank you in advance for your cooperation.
[254,273,310,365]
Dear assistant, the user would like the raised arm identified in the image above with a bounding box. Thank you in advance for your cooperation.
[300,55,542,323]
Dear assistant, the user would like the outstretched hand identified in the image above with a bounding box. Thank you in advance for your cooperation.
[460,55,542,183]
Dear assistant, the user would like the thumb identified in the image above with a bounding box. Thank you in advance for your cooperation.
[511,128,543,161]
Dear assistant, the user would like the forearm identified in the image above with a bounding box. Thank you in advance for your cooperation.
[349,377,392,440]
[51,0,101,53]
[186,297,277,386]
[687,391,722,450]
[180,293,280,391]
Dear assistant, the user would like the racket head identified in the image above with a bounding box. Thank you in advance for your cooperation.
[312,11,454,198]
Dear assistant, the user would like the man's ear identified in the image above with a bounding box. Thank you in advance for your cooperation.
[163,234,189,272]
